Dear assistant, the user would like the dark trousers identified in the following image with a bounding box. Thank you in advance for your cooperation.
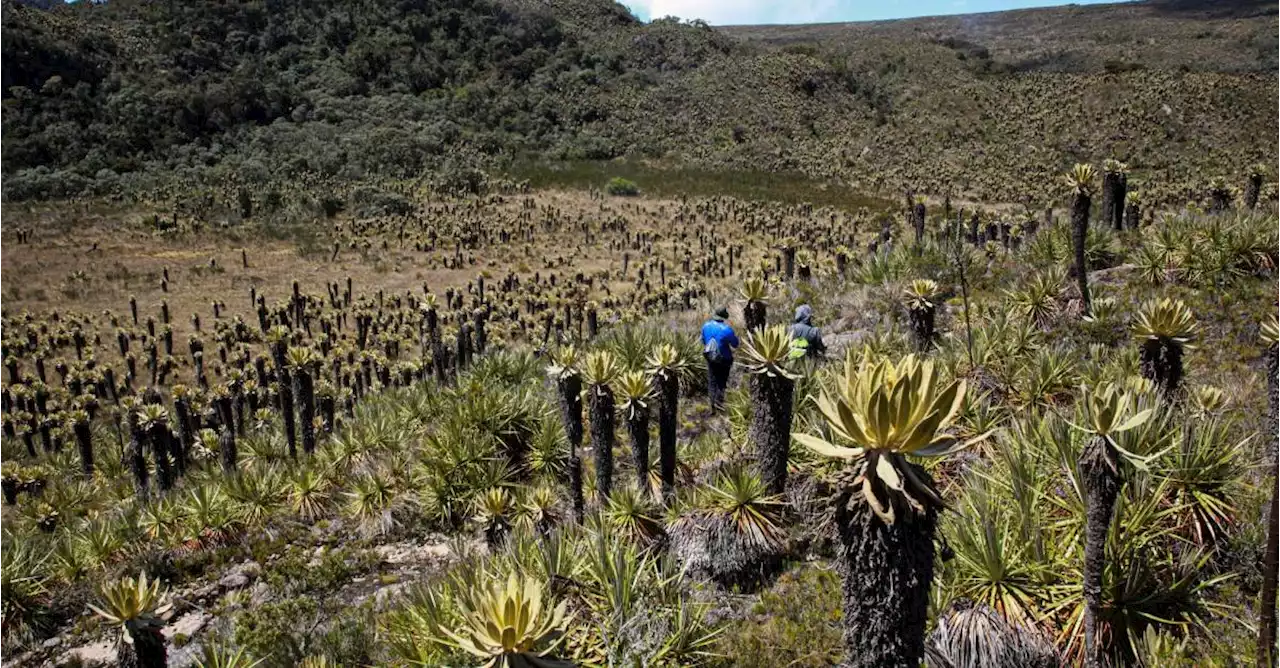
[706,356,732,413]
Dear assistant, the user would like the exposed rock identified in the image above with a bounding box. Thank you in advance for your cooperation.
[217,560,261,591]
[218,571,249,590]
[374,540,454,566]
[61,640,115,667]
[248,581,272,605]
[182,582,219,602]
[825,330,869,357]
[373,582,410,609]
[163,611,211,641]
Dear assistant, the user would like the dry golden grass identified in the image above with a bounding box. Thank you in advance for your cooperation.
[3,188,858,368]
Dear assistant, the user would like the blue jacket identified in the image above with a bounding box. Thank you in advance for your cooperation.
[701,319,740,362]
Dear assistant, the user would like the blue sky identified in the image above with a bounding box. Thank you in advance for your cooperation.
[623,0,1124,25]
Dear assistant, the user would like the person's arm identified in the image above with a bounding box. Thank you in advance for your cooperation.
[812,329,827,354]
[728,329,740,349]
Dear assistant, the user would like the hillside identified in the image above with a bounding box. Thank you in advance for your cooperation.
[1,3,1279,666]
[2,0,1275,204]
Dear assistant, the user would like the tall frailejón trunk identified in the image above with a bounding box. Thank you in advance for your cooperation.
[911,202,926,246]
[1079,436,1121,668]
[73,418,93,476]
[749,372,794,495]
[1101,171,1118,233]
[1259,341,1279,668]
[293,363,317,455]
[626,402,651,494]
[214,396,238,474]
[271,340,298,458]
[835,467,937,667]
[1072,191,1092,314]
[589,383,615,502]
[173,396,193,462]
[148,421,175,492]
[656,370,679,503]
[1110,173,1126,231]
[557,375,585,523]
[127,413,149,502]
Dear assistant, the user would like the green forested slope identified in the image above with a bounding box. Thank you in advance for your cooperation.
[2,0,1275,203]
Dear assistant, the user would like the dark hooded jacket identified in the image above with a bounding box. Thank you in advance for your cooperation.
[790,305,826,357]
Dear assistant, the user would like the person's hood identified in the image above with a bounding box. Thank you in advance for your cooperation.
[794,304,813,325]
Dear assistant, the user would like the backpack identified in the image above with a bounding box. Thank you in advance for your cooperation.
[788,336,810,360]
[704,336,724,363]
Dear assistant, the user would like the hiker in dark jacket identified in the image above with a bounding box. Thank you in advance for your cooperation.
[789,304,826,358]
[700,306,739,413]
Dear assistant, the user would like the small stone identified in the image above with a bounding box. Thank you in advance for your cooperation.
[187,582,218,601]
[164,611,211,640]
[248,581,272,605]
[218,572,249,590]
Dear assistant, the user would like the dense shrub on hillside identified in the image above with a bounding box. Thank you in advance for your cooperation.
[606,176,640,196]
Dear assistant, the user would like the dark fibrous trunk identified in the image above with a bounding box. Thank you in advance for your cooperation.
[128,421,149,501]
[294,365,316,455]
[173,397,193,461]
[835,471,937,667]
[119,628,167,668]
[278,370,297,458]
[912,202,926,245]
[1101,172,1118,232]
[149,424,174,491]
[1079,436,1121,668]
[1072,192,1092,314]
[557,375,585,522]
[1113,173,1127,231]
[213,419,236,474]
[272,342,298,458]
[656,372,679,503]
[1124,202,1140,231]
[320,395,336,433]
[749,372,794,495]
[627,404,651,494]
[1246,174,1263,210]
[589,384,615,502]
[908,306,936,353]
[485,519,510,551]
[1139,338,1183,399]
[1259,343,1278,668]
[74,420,94,476]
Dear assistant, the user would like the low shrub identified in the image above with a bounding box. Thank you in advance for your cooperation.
[606,177,640,196]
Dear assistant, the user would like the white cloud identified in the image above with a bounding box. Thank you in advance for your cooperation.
[629,0,844,26]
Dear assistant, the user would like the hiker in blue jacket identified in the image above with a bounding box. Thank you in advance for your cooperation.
[701,306,740,413]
